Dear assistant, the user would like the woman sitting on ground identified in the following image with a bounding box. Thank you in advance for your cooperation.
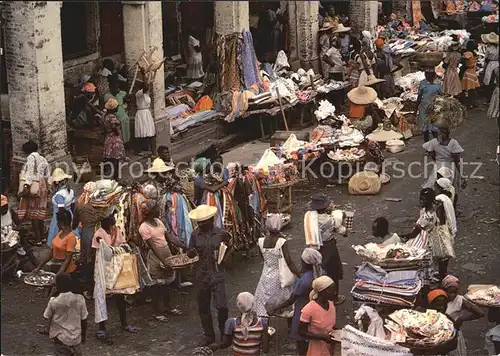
[219,292,270,355]
[372,217,401,246]
[299,276,338,356]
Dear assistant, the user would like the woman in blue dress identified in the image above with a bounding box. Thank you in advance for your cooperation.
[416,70,442,142]
[47,168,79,247]
[267,248,324,356]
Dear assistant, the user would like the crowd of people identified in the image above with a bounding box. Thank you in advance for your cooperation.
[2,5,499,356]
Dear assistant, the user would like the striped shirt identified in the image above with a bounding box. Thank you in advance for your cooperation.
[224,316,268,356]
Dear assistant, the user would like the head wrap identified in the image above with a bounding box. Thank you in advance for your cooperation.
[301,248,322,266]
[266,214,282,233]
[362,30,372,40]
[442,275,460,289]
[194,158,210,174]
[140,199,157,216]
[236,292,256,341]
[77,181,97,205]
[427,289,448,304]
[81,82,96,93]
[375,38,385,49]
[437,177,453,192]
[105,98,119,110]
[309,276,335,301]
[143,184,158,199]
[79,75,92,87]
[437,167,454,181]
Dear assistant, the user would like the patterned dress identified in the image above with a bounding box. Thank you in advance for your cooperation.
[17,152,50,221]
[254,237,292,317]
[461,52,480,92]
[443,51,463,96]
[104,91,130,143]
[103,114,126,161]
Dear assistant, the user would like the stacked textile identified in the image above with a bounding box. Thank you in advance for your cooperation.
[385,309,455,345]
[352,243,428,263]
[341,325,412,356]
[91,180,123,208]
[351,263,422,307]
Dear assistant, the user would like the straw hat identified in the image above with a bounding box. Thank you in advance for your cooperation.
[104,98,119,110]
[364,74,386,86]
[481,32,499,44]
[51,168,72,183]
[333,23,351,33]
[319,21,334,32]
[348,171,381,195]
[188,204,217,222]
[146,158,174,173]
[347,86,377,105]
[366,124,403,142]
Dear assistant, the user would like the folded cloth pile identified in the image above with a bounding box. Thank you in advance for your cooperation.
[351,262,422,307]
[353,242,427,262]
[316,80,346,93]
[385,309,455,345]
[465,285,500,306]
[314,100,336,120]
[91,180,123,208]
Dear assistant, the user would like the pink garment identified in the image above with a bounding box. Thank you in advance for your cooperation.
[92,227,126,249]
[139,218,168,249]
[300,301,336,356]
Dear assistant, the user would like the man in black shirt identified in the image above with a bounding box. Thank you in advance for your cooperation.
[188,205,232,346]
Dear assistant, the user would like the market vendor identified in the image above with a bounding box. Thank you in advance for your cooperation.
[416,70,442,142]
[375,38,397,98]
[481,32,499,95]
[186,35,204,81]
[372,217,401,246]
[304,194,346,305]
[332,23,351,61]
[323,37,345,81]
[193,158,228,206]
[346,85,378,123]
[69,83,101,128]
[318,21,335,79]
[187,205,232,347]
[145,158,194,247]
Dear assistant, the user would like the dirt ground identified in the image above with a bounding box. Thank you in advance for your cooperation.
[2,106,499,356]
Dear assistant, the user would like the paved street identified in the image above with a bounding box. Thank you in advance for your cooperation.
[1,107,499,355]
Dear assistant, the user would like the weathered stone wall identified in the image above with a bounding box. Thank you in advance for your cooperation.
[3,1,71,170]
[288,1,319,72]
[350,0,378,33]
[214,1,249,36]
[122,1,167,146]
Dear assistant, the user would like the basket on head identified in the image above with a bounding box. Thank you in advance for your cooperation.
[413,52,444,68]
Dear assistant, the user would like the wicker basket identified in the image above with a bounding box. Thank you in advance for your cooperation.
[413,52,444,68]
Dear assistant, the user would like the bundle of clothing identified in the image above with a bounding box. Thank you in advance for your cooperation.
[352,242,428,263]
[351,262,422,307]
[91,180,124,208]
[94,241,141,323]
[164,190,194,248]
[226,168,267,249]
[201,175,246,250]
[341,325,412,356]
[216,30,266,122]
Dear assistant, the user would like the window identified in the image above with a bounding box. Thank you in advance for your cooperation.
[61,3,98,60]
[99,2,124,56]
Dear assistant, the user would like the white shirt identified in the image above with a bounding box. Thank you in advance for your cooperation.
[44,292,88,346]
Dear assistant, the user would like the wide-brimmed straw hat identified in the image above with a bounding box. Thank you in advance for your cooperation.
[309,194,331,211]
[333,23,351,33]
[364,74,386,86]
[146,158,174,173]
[319,21,335,32]
[51,168,72,183]
[188,204,217,222]
[347,85,378,105]
[481,32,499,44]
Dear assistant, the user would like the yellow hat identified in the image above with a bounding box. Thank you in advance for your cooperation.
[188,205,217,222]
[146,158,174,173]
[51,168,72,183]
[104,98,119,110]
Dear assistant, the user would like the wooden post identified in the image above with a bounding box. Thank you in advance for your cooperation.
[276,87,290,131]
